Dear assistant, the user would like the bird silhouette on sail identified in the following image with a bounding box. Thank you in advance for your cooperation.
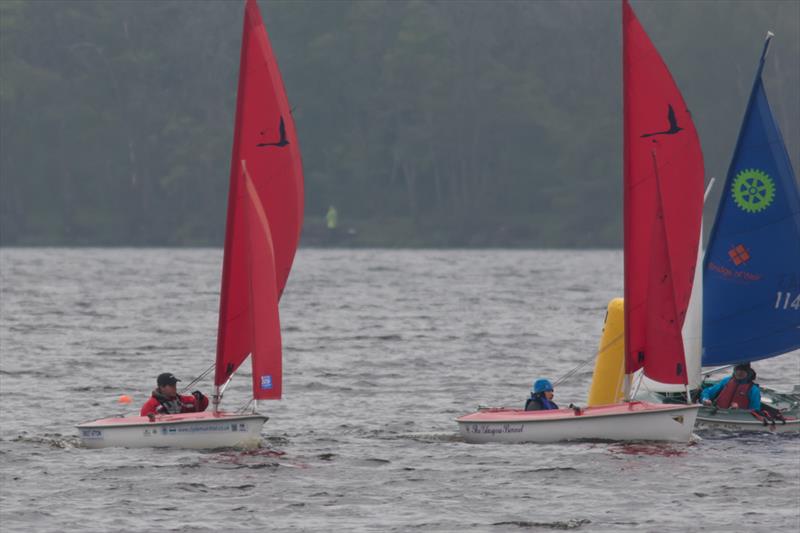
[641,104,683,138]
[257,116,289,147]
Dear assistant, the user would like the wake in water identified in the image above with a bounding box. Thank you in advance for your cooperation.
[8,433,81,449]
[202,447,311,469]
[491,518,591,530]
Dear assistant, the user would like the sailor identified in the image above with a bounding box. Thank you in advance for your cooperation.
[700,363,761,410]
[525,379,559,411]
[140,373,209,418]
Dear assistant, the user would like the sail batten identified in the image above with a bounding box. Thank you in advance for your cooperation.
[622,0,705,384]
[214,0,304,398]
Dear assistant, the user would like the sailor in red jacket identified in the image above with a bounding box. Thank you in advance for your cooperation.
[140,373,209,418]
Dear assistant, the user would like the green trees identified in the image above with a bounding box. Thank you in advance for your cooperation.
[1,1,797,246]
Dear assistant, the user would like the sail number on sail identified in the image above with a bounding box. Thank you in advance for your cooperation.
[774,292,800,310]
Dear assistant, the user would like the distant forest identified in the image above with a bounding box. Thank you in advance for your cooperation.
[1,0,798,247]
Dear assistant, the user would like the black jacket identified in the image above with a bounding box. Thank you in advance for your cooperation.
[524,393,558,411]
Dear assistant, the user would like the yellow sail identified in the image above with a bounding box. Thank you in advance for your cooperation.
[587,298,626,406]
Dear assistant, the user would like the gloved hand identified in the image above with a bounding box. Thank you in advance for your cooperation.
[192,390,206,411]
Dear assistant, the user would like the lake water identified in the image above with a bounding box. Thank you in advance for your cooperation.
[1,248,798,532]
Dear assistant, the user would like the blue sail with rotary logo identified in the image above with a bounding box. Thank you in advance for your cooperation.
[703,34,800,366]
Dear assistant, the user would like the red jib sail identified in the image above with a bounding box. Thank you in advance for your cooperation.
[240,161,283,401]
[622,0,704,384]
[215,0,304,400]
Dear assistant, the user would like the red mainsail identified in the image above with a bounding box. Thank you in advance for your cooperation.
[622,0,704,384]
[215,0,304,399]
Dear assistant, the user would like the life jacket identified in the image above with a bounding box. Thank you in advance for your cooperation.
[715,378,752,409]
[525,393,559,411]
[152,390,192,414]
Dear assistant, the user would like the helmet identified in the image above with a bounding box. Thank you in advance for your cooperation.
[532,379,554,394]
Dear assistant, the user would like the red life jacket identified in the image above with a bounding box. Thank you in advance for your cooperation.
[715,379,752,409]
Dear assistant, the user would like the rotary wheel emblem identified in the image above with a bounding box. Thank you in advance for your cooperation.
[731,169,775,213]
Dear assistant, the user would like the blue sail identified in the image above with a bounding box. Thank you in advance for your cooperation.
[703,34,800,366]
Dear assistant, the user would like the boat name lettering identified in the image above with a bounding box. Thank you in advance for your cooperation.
[467,423,524,435]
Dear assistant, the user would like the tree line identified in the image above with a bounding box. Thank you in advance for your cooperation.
[1,0,797,246]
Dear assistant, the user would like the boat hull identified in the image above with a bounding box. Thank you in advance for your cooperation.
[696,407,799,433]
[636,382,800,434]
[76,411,268,449]
[456,401,699,444]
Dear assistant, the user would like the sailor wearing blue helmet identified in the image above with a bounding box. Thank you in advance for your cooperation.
[525,378,559,411]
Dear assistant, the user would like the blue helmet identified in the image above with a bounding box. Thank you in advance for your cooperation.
[532,379,554,394]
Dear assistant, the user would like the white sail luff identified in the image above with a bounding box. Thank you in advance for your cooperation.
[682,221,704,390]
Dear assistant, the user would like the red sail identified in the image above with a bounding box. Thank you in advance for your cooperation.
[622,0,704,384]
[215,0,304,397]
[241,162,283,400]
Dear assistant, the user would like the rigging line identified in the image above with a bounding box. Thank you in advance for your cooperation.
[702,364,734,379]
[180,362,215,394]
[553,332,625,387]
[237,398,254,414]
[552,355,594,386]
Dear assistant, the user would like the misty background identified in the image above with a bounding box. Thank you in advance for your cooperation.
[1,0,798,247]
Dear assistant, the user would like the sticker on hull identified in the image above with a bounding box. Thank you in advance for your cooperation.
[81,429,104,440]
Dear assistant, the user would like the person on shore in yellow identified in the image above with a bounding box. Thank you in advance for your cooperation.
[326,205,338,230]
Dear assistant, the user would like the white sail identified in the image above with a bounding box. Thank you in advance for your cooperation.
[682,224,704,390]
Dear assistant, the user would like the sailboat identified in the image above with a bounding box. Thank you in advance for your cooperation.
[634,33,800,433]
[457,0,701,444]
[696,32,800,432]
[77,0,304,449]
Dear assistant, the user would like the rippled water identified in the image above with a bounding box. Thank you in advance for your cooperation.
[1,248,798,532]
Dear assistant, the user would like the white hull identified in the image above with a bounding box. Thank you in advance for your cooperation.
[77,411,268,449]
[636,384,800,434]
[696,410,800,434]
[457,402,699,444]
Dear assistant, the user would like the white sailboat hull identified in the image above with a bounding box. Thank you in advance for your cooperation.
[635,384,800,434]
[76,411,268,449]
[695,408,800,433]
[457,401,699,444]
